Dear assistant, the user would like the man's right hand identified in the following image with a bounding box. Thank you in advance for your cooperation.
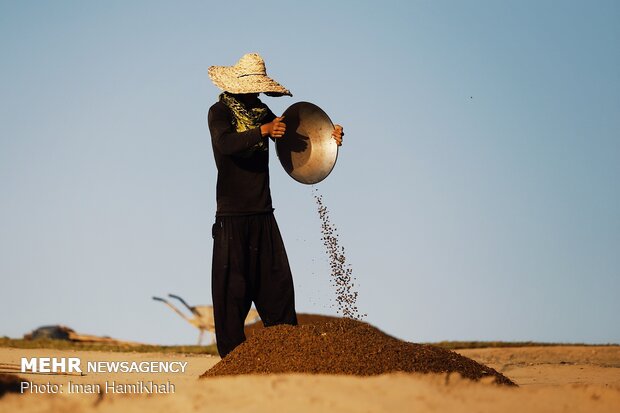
[261,116,286,138]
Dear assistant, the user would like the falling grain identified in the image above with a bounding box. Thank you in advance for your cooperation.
[313,188,365,320]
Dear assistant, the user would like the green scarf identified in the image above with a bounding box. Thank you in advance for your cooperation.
[219,92,269,153]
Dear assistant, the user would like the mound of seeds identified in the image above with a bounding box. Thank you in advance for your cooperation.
[203,318,515,386]
[244,313,341,337]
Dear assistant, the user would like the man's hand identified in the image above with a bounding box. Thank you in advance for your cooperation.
[332,124,344,146]
[261,116,286,138]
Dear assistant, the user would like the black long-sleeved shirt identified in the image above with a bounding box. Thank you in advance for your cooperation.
[208,101,277,216]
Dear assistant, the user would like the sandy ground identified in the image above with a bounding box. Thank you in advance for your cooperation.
[1,345,619,412]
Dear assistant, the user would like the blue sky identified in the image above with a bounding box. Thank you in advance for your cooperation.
[1,0,618,345]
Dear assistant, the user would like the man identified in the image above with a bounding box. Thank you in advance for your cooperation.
[207,53,343,357]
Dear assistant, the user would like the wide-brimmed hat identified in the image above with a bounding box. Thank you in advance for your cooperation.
[208,53,292,97]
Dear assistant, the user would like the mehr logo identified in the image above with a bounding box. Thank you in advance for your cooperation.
[21,357,82,373]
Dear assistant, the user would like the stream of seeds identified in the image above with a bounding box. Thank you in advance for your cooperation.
[313,188,365,320]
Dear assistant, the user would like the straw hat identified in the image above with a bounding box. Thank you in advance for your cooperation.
[208,53,292,96]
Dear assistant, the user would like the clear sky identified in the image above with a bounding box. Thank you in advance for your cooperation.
[1,0,618,345]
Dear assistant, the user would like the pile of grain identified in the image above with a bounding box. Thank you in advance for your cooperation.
[244,313,340,337]
[218,192,514,385]
[204,318,515,386]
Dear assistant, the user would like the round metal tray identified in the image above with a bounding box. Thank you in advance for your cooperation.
[275,102,338,184]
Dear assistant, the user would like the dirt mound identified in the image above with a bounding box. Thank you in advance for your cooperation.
[244,313,341,337]
[0,374,22,398]
[205,318,515,386]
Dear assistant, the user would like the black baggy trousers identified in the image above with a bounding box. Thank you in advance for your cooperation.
[211,212,297,358]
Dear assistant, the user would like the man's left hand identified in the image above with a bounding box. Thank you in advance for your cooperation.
[332,125,344,146]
